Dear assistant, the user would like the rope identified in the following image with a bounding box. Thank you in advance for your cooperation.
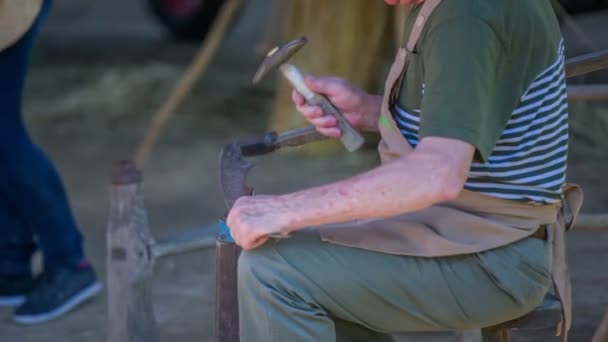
[134,0,243,168]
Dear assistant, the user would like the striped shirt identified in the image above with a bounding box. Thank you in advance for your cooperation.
[394,41,568,204]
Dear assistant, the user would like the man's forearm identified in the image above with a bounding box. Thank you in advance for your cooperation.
[281,148,465,232]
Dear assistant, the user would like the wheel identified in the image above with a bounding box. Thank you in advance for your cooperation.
[147,0,225,40]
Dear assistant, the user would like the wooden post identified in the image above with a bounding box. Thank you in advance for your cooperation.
[107,160,159,342]
[215,221,241,342]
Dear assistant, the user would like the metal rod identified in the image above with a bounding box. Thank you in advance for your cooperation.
[152,224,217,259]
[275,125,328,148]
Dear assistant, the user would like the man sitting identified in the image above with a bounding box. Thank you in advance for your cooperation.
[227,0,576,340]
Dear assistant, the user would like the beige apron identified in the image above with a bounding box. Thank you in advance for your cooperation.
[318,0,583,338]
[0,0,43,52]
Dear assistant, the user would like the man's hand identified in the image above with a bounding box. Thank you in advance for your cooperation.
[226,195,297,250]
[292,76,382,136]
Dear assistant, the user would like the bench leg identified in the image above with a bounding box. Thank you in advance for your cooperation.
[481,327,510,342]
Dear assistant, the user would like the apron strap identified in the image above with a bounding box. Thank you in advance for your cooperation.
[387,0,444,115]
[553,183,584,340]
[406,0,443,53]
[562,183,584,231]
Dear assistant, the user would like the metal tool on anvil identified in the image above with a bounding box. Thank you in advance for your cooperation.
[214,124,326,342]
[253,37,366,152]
[219,125,326,210]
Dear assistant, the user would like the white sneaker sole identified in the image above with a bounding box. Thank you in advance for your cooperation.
[0,295,26,307]
[13,281,102,325]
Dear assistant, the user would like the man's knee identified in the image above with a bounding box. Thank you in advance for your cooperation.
[238,232,325,296]
[237,244,280,289]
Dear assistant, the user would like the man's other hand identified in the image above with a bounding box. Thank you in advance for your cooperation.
[226,195,296,250]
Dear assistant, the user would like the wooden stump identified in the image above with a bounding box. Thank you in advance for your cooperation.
[107,160,159,342]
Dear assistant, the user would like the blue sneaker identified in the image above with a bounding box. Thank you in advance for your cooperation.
[13,266,102,324]
[0,275,37,307]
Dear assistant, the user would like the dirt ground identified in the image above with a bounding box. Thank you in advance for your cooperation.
[1,1,608,341]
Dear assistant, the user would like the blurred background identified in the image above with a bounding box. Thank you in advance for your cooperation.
[1,0,607,341]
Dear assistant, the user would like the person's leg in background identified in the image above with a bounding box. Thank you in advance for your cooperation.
[0,0,101,324]
[0,198,38,307]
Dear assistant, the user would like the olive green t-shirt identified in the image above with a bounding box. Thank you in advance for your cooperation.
[394,0,568,204]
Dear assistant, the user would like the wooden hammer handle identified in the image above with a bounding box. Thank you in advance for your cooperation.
[280,64,365,152]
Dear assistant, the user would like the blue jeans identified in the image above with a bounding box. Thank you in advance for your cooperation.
[0,0,84,277]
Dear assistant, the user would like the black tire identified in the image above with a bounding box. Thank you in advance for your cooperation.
[147,0,225,40]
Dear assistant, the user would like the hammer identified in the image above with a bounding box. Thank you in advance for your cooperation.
[253,37,366,152]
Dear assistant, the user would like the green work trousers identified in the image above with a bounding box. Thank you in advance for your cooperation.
[237,229,553,342]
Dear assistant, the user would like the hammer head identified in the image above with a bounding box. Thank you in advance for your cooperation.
[252,36,308,84]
